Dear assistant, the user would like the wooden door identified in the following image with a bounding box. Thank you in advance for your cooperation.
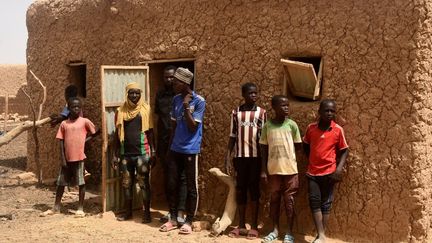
[100,65,149,212]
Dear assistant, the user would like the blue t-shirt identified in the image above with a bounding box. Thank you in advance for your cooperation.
[170,91,206,154]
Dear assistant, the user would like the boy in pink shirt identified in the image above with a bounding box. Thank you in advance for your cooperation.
[43,97,97,217]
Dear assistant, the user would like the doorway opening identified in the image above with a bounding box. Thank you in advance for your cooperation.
[144,58,196,207]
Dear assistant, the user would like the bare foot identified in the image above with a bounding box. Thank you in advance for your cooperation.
[39,209,59,217]
[74,210,85,218]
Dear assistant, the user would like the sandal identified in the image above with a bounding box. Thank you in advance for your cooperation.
[228,228,240,238]
[159,221,178,232]
[247,229,259,240]
[262,232,278,243]
[179,223,192,235]
[283,234,295,243]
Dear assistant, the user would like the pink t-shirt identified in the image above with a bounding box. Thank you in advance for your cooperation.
[56,117,96,162]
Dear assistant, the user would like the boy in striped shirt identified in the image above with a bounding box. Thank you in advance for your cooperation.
[225,82,266,239]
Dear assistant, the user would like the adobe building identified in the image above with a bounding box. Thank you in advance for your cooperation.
[26,0,432,242]
[0,65,28,118]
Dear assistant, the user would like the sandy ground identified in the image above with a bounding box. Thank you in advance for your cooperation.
[0,130,345,243]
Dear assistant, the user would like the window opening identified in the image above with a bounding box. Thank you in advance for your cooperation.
[67,62,87,97]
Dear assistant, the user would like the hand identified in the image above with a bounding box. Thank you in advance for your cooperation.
[329,169,343,182]
[183,93,192,108]
[149,152,157,169]
[260,170,268,184]
[225,154,233,175]
[111,155,120,170]
[61,161,68,169]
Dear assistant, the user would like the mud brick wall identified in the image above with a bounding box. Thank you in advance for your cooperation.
[26,0,432,241]
[0,65,28,116]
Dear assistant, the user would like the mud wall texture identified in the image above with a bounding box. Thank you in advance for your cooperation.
[27,0,432,242]
[0,65,28,116]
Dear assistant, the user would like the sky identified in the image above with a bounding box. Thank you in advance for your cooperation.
[0,0,35,64]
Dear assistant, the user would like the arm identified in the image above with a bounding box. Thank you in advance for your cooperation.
[260,144,269,182]
[166,120,176,156]
[85,129,101,142]
[59,140,67,167]
[183,92,205,133]
[303,143,310,158]
[183,105,199,132]
[225,137,236,174]
[145,128,157,167]
[330,148,349,182]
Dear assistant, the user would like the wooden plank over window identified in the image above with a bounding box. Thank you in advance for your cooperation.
[281,58,322,100]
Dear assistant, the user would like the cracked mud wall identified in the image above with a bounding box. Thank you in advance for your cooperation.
[26,0,432,241]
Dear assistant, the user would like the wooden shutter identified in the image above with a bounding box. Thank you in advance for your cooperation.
[281,58,322,100]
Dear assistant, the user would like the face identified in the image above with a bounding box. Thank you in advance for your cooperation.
[127,88,141,104]
[319,102,336,122]
[68,99,81,118]
[242,86,258,104]
[173,78,187,94]
[163,69,175,88]
[273,98,289,118]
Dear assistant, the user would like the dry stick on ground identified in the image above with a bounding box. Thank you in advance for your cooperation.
[208,167,237,236]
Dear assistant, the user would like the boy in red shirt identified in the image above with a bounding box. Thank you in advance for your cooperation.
[303,99,349,243]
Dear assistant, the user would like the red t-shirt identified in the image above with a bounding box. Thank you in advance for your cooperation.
[303,120,348,176]
[56,117,96,162]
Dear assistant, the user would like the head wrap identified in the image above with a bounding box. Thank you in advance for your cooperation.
[115,82,153,144]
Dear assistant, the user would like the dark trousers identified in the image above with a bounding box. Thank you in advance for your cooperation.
[161,152,187,212]
[233,157,261,205]
[166,150,198,223]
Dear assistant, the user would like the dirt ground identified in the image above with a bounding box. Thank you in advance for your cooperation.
[0,130,344,243]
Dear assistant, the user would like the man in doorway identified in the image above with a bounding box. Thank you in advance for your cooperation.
[159,67,206,235]
[155,65,187,224]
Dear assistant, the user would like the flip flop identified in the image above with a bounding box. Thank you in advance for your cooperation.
[247,229,259,240]
[178,223,192,235]
[262,232,278,243]
[283,234,295,243]
[228,228,241,238]
[159,221,178,232]
[39,209,58,217]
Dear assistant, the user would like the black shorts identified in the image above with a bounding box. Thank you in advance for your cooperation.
[307,174,335,214]
[233,157,261,205]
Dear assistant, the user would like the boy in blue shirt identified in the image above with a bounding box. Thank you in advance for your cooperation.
[159,67,206,235]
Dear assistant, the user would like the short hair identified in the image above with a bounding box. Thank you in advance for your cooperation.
[65,85,78,99]
[67,96,81,106]
[241,82,257,94]
[319,99,336,111]
[164,65,177,72]
[271,95,288,106]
